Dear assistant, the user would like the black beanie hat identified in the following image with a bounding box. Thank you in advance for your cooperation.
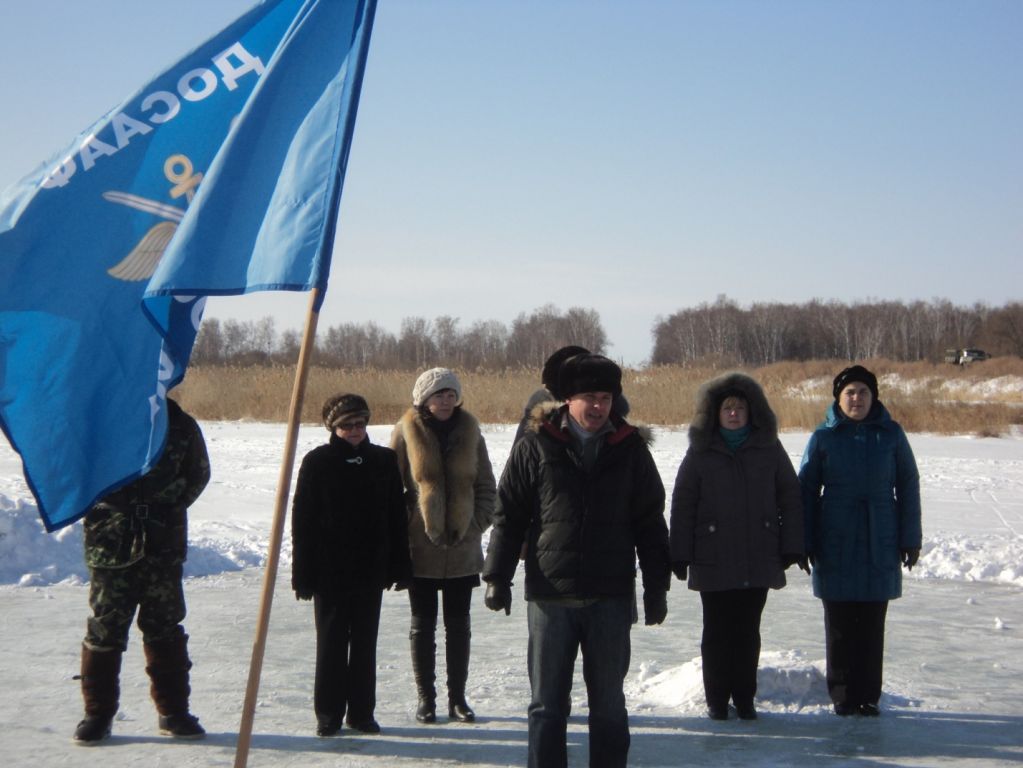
[558,353,623,399]
[542,345,590,399]
[322,393,371,430]
[832,365,879,402]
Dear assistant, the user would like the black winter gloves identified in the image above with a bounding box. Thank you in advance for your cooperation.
[484,582,512,615]
[783,554,811,574]
[901,548,921,570]
[643,590,667,626]
[671,561,688,581]
[295,589,313,601]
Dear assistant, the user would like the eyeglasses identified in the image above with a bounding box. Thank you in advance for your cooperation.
[337,420,367,431]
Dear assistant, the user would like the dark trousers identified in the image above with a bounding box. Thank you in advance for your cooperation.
[408,578,475,702]
[313,589,383,723]
[699,588,768,709]
[526,596,632,768]
[822,600,889,707]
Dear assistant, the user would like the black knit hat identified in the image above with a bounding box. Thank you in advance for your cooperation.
[558,353,623,399]
[322,393,371,430]
[832,365,879,401]
[542,345,590,399]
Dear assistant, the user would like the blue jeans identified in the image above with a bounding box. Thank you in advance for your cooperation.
[526,597,632,768]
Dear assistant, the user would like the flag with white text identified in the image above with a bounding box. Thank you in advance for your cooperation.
[0,0,376,530]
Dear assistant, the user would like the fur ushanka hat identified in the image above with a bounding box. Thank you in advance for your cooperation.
[558,354,623,399]
[541,345,590,400]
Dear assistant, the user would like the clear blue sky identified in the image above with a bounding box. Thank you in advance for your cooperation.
[1,0,1020,365]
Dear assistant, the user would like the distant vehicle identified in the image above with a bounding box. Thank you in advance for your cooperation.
[944,348,990,365]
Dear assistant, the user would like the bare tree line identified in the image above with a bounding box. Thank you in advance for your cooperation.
[190,304,608,369]
[652,296,1023,366]
[190,297,1022,369]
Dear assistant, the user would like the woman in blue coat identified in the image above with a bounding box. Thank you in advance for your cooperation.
[799,365,922,717]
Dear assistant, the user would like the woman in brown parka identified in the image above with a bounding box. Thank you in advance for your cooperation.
[390,368,496,724]
[669,372,806,721]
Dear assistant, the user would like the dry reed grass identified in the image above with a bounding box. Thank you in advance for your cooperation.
[175,358,1023,436]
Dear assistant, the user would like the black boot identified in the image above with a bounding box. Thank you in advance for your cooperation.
[144,634,205,739]
[74,715,113,744]
[73,645,122,746]
[445,616,475,723]
[410,627,437,723]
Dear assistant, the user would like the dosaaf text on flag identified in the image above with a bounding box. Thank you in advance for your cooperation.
[0,0,376,530]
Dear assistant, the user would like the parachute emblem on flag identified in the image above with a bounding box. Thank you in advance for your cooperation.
[0,0,377,534]
[103,154,202,281]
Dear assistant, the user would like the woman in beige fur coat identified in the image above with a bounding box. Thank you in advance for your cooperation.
[390,368,496,725]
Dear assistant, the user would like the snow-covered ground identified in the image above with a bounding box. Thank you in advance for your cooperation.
[2,421,1022,767]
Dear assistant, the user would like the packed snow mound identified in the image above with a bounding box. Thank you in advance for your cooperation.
[0,493,283,586]
[631,650,917,714]
[917,533,1023,585]
[634,650,834,711]
[632,651,831,713]
[0,495,87,586]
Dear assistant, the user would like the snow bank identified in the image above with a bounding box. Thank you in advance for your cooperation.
[4,488,1021,588]
[789,373,1023,404]
[3,424,1023,587]
[632,651,832,713]
[0,493,289,586]
[917,532,1023,586]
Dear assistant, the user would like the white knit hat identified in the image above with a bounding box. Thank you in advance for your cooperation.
[412,367,462,407]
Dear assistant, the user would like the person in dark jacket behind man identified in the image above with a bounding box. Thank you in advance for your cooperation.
[484,353,671,768]
[292,393,412,737]
[799,365,922,717]
[669,372,805,721]
[74,397,210,745]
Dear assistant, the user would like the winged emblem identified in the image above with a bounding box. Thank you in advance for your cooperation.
[103,191,186,282]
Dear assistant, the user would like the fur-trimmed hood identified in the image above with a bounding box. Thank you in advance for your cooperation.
[688,372,777,452]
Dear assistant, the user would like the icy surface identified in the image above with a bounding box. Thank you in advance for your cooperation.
[1,422,1021,766]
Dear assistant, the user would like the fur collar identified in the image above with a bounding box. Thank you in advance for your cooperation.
[397,407,481,546]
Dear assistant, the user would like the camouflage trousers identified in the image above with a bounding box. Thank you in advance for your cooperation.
[85,558,186,652]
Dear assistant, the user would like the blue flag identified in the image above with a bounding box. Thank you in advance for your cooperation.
[0,0,376,531]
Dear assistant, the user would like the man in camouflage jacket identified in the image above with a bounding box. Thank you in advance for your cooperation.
[74,397,210,745]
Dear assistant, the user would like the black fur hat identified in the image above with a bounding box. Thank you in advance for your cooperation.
[558,353,622,399]
[542,345,590,399]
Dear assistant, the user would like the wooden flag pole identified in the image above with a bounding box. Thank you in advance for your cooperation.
[233,287,321,768]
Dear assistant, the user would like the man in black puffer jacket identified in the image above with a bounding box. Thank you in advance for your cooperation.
[483,354,670,768]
